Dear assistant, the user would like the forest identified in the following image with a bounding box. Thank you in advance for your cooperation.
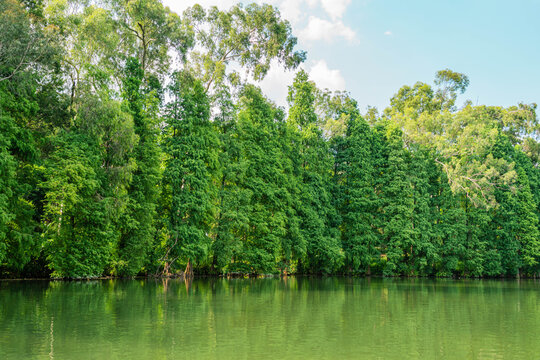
[1,0,539,279]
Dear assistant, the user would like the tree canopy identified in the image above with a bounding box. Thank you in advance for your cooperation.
[1,0,539,279]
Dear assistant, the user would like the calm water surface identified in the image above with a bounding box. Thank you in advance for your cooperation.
[1,277,539,359]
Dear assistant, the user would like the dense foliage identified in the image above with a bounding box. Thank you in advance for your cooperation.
[1,0,539,278]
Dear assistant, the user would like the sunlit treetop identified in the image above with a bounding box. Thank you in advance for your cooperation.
[384,69,538,208]
[182,3,306,92]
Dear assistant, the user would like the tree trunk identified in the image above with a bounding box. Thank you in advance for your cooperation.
[185,259,193,278]
[163,262,170,277]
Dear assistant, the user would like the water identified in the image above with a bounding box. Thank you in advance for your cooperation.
[1,277,539,359]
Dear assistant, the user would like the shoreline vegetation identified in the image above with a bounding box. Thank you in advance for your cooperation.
[3,272,540,281]
[1,0,540,281]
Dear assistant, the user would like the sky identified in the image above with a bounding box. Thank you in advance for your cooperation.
[163,0,540,112]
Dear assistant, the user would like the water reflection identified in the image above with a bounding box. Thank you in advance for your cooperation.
[1,278,539,359]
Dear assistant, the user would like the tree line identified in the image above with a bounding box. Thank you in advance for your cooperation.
[1,0,539,278]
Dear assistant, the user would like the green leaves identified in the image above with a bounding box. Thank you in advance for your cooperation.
[117,57,161,276]
[41,131,105,277]
[183,3,305,92]
[385,71,524,208]
[434,69,469,110]
[215,85,290,274]
[288,71,342,274]
[161,73,218,274]
[0,0,58,83]
[2,3,540,279]
[0,115,17,266]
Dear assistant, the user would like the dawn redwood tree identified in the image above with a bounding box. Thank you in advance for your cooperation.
[287,71,342,274]
[219,85,289,274]
[162,73,219,276]
[340,114,378,274]
[117,57,161,276]
[379,126,414,276]
[409,149,439,275]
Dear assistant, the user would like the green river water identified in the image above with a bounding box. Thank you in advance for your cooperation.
[1,277,539,359]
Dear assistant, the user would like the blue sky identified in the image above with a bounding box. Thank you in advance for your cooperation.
[164,0,540,112]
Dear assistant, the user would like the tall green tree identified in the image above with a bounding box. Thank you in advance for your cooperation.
[0,103,17,268]
[42,131,110,278]
[432,169,467,277]
[0,0,66,275]
[489,136,540,276]
[213,85,291,274]
[340,113,378,274]
[209,84,245,273]
[287,71,342,274]
[117,57,161,276]
[161,73,218,276]
[380,126,414,276]
[409,149,440,275]
[42,94,134,278]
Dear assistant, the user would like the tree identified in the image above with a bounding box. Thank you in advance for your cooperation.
[339,110,378,274]
[45,0,190,104]
[489,136,540,276]
[0,111,17,267]
[117,57,161,276]
[287,71,342,274]
[434,69,469,110]
[41,93,134,278]
[208,84,245,273]
[0,0,66,275]
[109,0,192,75]
[408,149,440,275]
[234,86,291,273]
[0,0,57,83]
[182,3,305,92]
[161,73,218,276]
[385,71,517,208]
[379,126,414,276]
[432,168,467,277]
[514,155,540,275]
[42,131,108,278]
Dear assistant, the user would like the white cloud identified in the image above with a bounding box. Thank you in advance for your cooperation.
[259,0,319,24]
[257,60,346,107]
[320,0,351,20]
[299,16,356,43]
[271,0,305,24]
[309,60,345,91]
[384,30,392,36]
[257,60,296,107]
